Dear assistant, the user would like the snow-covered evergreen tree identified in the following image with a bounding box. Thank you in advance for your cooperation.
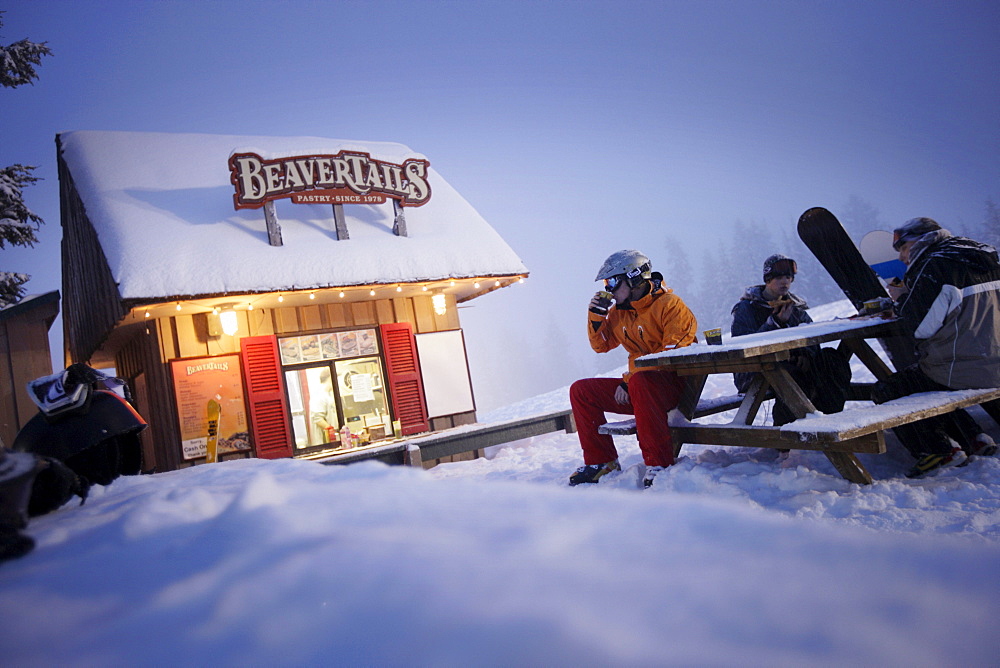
[1,12,52,306]
[839,195,883,243]
[0,13,51,88]
[1,164,42,246]
[978,198,1000,250]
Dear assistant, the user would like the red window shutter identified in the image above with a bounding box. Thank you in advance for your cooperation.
[380,323,429,436]
[240,335,293,459]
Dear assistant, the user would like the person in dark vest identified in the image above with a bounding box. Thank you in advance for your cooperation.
[875,217,1000,478]
[730,254,852,426]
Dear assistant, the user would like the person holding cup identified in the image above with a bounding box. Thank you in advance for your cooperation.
[568,250,698,489]
[730,253,851,426]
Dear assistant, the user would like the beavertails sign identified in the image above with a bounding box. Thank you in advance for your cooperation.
[228,151,432,210]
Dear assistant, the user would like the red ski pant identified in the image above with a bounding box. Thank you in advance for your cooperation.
[569,368,685,468]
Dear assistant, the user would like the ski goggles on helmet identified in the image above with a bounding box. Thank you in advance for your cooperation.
[26,365,125,418]
[27,369,89,417]
[766,258,797,279]
[604,265,647,291]
[892,232,912,252]
[604,275,626,291]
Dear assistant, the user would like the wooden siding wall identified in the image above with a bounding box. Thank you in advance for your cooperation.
[58,139,127,365]
[117,293,464,470]
[0,296,59,447]
[113,322,182,472]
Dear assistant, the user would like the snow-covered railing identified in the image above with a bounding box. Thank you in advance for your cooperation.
[315,409,576,467]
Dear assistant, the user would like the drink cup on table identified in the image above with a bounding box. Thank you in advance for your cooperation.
[704,328,723,345]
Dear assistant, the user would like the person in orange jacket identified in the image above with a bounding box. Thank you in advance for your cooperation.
[569,250,698,488]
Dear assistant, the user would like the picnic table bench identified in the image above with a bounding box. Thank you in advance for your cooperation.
[599,317,1000,484]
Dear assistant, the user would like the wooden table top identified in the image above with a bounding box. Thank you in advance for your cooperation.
[636,316,900,368]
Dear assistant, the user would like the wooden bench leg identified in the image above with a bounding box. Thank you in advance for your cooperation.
[561,411,578,434]
[824,452,873,485]
[763,366,879,485]
[840,338,893,381]
[734,375,770,425]
[761,365,816,418]
[982,399,1000,429]
[678,374,707,420]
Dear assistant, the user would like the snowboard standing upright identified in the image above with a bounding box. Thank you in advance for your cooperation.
[797,207,917,371]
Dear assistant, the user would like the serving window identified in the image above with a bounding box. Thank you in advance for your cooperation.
[279,328,394,454]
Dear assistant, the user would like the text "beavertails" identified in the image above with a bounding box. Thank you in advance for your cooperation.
[229,151,431,210]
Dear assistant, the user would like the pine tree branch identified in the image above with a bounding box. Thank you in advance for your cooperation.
[0,164,44,248]
[0,13,53,88]
[0,271,30,307]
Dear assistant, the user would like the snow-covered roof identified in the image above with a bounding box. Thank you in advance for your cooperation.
[58,131,527,301]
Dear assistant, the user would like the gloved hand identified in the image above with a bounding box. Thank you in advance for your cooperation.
[887,281,909,302]
[772,300,795,324]
[614,382,630,405]
[589,291,613,316]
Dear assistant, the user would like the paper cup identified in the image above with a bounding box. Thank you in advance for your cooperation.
[863,299,882,314]
[704,328,723,345]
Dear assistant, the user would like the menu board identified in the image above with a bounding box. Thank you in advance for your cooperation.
[279,328,378,365]
[171,355,250,460]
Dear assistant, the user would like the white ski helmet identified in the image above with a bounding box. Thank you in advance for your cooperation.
[595,250,652,282]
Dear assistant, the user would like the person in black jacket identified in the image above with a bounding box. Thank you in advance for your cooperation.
[874,217,1000,477]
[731,254,851,426]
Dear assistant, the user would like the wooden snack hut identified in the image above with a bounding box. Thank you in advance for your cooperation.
[57,131,528,472]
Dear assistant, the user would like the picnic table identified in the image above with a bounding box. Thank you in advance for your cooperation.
[616,316,1000,484]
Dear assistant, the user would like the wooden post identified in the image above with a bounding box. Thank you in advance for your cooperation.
[678,374,707,419]
[734,374,770,425]
[405,443,423,467]
[840,338,893,381]
[763,363,873,485]
[392,199,408,237]
[263,201,282,247]
[333,203,349,240]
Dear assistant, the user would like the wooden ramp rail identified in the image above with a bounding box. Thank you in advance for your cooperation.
[316,409,577,467]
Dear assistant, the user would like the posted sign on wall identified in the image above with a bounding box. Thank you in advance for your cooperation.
[171,355,251,460]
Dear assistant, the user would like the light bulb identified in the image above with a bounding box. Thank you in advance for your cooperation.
[220,310,239,336]
[432,293,447,316]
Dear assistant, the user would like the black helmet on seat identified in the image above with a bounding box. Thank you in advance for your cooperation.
[14,379,147,487]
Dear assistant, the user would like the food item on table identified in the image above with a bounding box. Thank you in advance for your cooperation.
[767,295,791,309]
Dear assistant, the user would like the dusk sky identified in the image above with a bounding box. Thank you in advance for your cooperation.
[3,0,998,409]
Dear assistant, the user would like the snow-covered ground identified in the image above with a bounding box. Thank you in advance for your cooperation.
[3,300,999,665]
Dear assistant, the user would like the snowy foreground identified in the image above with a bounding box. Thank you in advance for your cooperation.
[3,302,1000,665]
